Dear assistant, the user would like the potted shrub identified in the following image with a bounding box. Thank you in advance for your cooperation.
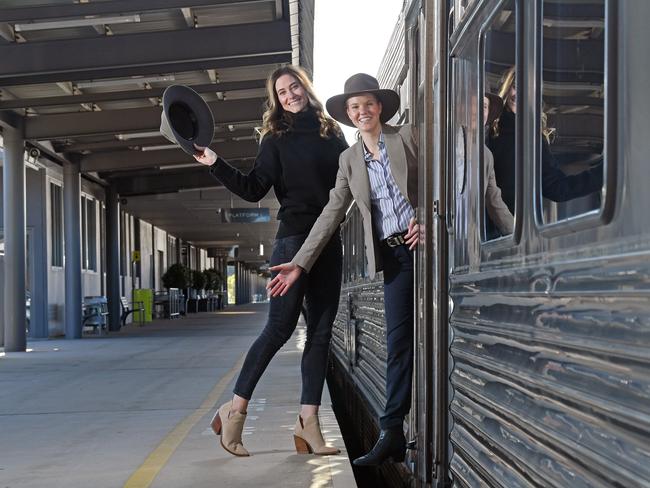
[162,263,189,290]
[161,263,189,316]
[203,268,217,292]
[205,268,225,309]
[203,268,224,292]
[191,269,207,293]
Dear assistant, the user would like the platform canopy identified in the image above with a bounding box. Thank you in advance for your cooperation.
[0,0,315,264]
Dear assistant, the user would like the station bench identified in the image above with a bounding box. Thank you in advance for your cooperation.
[120,297,145,327]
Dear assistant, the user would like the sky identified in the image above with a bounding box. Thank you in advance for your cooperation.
[312,0,404,143]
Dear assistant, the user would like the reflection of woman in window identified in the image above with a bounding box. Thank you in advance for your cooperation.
[483,93,514,235]
[487,67,603,214]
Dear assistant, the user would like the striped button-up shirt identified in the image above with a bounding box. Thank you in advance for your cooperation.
[363,132,415,240]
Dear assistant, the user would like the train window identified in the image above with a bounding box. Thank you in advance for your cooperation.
[537,0,607,226]
[341,205,367,284]
[481,0,517,242]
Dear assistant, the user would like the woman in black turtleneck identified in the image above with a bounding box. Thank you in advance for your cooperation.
[488,67,603,215]
[194,65,348,457]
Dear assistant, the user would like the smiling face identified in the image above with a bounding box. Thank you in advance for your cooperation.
[275,74,308,114]
[345,93,383,133]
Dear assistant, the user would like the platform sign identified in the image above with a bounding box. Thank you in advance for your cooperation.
[131,250,141,262]
[221,208,270,223]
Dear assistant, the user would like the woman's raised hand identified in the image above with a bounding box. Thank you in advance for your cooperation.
[266,263,304,297]
[193,145,218,166]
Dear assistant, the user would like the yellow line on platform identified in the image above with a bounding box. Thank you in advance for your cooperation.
[123,353,246,488]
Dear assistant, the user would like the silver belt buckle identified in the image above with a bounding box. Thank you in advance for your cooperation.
[386,234,405,247]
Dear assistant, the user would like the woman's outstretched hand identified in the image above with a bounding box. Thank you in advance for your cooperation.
[266,263,304,297]
[193,145,217,166]
[405,217,420,250]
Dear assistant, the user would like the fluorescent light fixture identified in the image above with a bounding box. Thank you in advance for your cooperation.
[259,243,264,256]
[177,186,220,192]
[141,144,178,152]
[116,131,163,141]
[15,14,141,32]
[76,75,174,89]
[159,163,198,171]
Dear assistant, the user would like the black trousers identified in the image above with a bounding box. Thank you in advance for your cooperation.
[379,243,414,430]
[233,231,342,405]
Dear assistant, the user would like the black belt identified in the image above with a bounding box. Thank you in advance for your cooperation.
[382,231,408,248]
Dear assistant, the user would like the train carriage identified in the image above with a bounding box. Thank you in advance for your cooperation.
[328,0,650,487]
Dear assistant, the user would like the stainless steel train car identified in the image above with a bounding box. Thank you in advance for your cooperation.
[327,1,650,487]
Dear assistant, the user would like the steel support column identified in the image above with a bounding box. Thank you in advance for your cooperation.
[2,124,26,351]
[63,160,82,339]
[106,187,121,331]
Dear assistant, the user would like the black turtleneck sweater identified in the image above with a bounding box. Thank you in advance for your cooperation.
[209,108,348,238]
[487,109,603,214]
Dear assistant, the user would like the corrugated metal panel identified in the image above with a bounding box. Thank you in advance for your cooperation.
[331,205,387,418]
[377,12,406,90]
[447,2,650,486]
[448,255,650,488]
[332,283,386,417]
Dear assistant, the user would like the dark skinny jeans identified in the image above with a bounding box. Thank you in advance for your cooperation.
[233,230,342,405]
[379,242,414,430]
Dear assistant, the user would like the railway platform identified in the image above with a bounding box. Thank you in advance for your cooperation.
[0,303,356,488]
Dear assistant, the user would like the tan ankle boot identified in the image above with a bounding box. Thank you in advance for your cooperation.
[293,414,340,455]
[210,401,250,456]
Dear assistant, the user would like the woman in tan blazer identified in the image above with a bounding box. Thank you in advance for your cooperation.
[268,73,420,466]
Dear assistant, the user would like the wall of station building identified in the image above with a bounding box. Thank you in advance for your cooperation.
[0,153,269,339]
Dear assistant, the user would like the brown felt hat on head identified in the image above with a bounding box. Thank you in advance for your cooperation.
[485,92,504,126]
[326,73,400,127]
[160,85,214,156]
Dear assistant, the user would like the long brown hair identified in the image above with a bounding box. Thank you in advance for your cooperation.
[492,66,556,143]
[260,65,341,139]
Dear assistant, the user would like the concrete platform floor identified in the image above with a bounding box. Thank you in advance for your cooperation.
[0,303,356,488]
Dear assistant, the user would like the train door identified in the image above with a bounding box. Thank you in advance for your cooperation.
[414,0,453,486]
[405,0,436,485]
[446,0,523,485]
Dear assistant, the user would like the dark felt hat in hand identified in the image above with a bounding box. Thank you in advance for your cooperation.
[160,85,214,156]
[326,73,400,127]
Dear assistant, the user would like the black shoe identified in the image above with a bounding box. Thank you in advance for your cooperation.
[353,429,406,466]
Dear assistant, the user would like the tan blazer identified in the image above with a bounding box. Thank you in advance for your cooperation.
[484,146,514,235]
[292,124,418,279]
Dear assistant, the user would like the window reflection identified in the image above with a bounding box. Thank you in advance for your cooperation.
[482,0,516,241]
[540,0,605,223]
